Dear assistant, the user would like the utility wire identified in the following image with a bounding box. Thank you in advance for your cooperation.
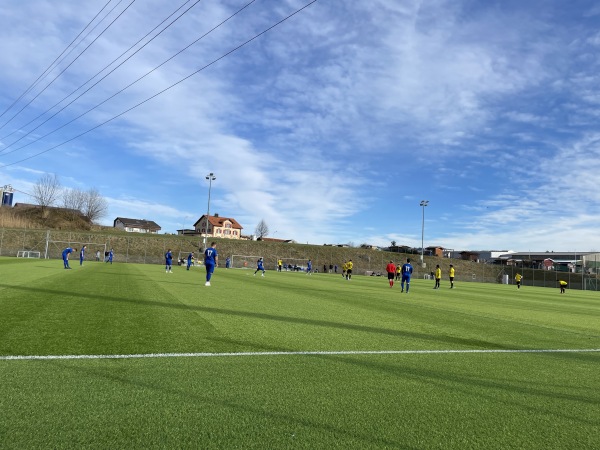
[0,0,114,122]
[0,0,136,132]
[0,0,318,169]
[0,0,260,158]
[0,0,205,151]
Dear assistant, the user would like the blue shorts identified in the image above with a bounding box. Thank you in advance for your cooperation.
[401,274,411,283]
[205,263,215,274]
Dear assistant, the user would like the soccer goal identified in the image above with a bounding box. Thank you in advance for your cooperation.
[230,255,263,269]
[279,258,309,272]
[44,239,107,260]
[177,250,198,267]
[17,250,41,258]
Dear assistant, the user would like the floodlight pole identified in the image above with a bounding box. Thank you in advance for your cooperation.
[204,172,216,250]
[420,200,429,263]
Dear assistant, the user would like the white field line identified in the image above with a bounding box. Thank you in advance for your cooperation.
[1,348,599,361]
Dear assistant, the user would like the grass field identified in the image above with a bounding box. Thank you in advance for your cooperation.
[0,257,599,449]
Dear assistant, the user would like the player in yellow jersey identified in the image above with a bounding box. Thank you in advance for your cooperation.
[449,265,455,288]
[515,273,522,289]
[342,260,347,278]
[395,264,402,281]
[559,280,567,294]
[277,259,283,272]
[434,264,441,289]
[346,260,354,280]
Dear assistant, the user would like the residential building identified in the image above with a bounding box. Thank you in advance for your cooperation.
[194,213,243,240]
[113,217,161,233]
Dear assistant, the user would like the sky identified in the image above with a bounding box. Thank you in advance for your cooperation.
[1,0,600,252]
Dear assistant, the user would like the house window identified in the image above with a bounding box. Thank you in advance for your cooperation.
[217,229,221,234]
[224,230,231,235]
[225,223,231,228]
[233,231,237,235]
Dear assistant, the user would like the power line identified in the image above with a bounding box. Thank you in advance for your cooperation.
[0,0,262,158]
[0,0,115,122]
[0,0,205,151]
[0,0,319,169]
[0,0,136,132]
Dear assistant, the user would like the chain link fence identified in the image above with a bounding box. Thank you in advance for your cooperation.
[1,227,599,291]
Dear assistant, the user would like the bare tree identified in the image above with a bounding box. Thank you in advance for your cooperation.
[82,188,108,223]
[32,174,61,216]
[62,188,86,220]
[254,219,269,239]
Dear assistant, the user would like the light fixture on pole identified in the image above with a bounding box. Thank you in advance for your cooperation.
[204,172,216,249]
[420,200,429,263]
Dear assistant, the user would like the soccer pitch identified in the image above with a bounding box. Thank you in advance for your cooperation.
[0,257,598,449]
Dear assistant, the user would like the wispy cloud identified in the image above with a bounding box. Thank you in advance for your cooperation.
[2,1,600,251]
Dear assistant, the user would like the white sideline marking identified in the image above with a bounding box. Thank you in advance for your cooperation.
[1,348,599,361]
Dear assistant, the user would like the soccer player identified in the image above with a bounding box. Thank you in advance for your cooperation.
[95,250,100,261]
[306,259,313,275]
[449,264,455,288]
[106,249,114,264]
[515,273,523,289]
[346,259,353,280]
[386,260,396,288]
[165,249,173,273]
[254,257,266,277]
[186,252,194,270]
[434,264,442,289]
[204,242,218,286]
[278,259,283,272]
[400,258,413,293]
[559,280,567,294]
[79,245,86,266]
[395,264,402,281]
[62,247,77,269]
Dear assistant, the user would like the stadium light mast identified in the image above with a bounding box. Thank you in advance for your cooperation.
[420,200,429,263]
[203,172,216,250]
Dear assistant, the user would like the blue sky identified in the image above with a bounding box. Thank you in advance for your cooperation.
[1,0,600,251]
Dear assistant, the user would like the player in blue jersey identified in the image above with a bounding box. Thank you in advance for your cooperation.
[165,249,173,273]
[306,259,313,275]
[400,258,414,293]
[62,247,77,269]
[186,252,194,270]
[204,242,218,286]
[106,249,114,264]
[254,257,266,277]
[79,245,86,266]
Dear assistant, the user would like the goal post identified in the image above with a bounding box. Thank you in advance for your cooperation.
[230,255,263,269]
[177,250,198,266]
[278,258,309,272]
[17,250,41,258]
[44,239,107,260]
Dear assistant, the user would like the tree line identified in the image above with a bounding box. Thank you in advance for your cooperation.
[31,173,108,223]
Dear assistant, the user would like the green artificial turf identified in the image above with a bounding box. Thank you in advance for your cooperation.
[0,257,599,449]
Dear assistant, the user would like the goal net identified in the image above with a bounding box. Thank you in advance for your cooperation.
[278,258,309,272]
[17,250,41,258]
[44,240,107,261]
[177,250,198,266]
[230,255,263,269]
